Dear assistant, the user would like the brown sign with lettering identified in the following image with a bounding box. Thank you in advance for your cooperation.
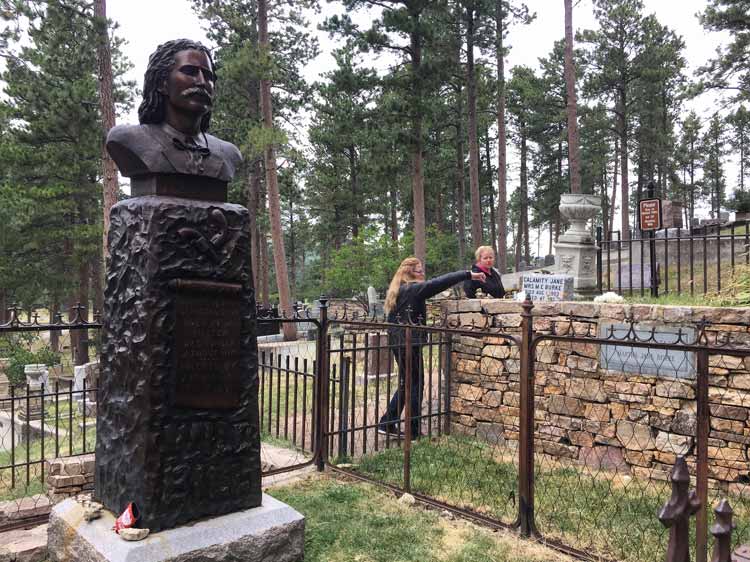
[639,198,662,231]
[173,279,242,409]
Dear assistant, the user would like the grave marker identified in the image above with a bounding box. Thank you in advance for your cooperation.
[613,263,657,290]
[600,323,695,379]
[521,274,574,302]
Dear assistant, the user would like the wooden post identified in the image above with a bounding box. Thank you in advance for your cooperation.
[658,456,701,562]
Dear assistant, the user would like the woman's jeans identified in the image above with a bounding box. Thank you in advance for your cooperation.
[379,343,424,436]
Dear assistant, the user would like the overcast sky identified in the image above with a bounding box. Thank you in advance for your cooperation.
[108,0,725,122]
[106,0,731,246]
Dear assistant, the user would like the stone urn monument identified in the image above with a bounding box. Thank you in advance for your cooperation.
[0,358,10,405]
[18,363,46,421]
[555,193,601,295]
[48,39,303,562]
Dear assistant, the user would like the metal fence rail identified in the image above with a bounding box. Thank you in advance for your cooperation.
[597,222,750,297]
[0,307,100,531]
[317,302,750,562]
[3,299,750,562]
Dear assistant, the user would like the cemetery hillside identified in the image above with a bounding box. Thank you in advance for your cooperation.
[3,1,750,562]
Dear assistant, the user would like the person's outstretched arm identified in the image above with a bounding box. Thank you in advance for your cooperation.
[414,270,485,301]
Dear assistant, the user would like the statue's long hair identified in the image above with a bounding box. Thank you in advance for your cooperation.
[138,39,215,132]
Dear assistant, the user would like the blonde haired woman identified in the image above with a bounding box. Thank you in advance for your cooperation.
[463,246,505,299]
[378,257,485,437]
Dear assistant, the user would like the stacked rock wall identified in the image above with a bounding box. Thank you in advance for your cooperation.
[445,300,750,489]
[46,454,95,503]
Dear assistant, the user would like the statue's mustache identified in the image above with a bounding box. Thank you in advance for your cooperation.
[181,87,213,103]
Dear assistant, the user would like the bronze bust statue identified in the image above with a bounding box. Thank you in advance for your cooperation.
[106,39,241,200]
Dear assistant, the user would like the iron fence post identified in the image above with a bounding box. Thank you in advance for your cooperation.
[517,297,537,537]
[648,182,659,298]
[696,349,710,562]
[443,333,452,436]
[710,500,734,562]
[596,226,603,293]
[404,324,413,494]
[314,296,330,471]
[338,357,350,459]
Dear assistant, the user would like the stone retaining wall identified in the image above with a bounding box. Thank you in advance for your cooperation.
[45,454,95,503]
[444,300,750,490]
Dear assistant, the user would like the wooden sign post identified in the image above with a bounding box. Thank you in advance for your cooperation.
[639,183,661,297]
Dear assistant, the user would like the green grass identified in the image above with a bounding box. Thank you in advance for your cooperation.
[622,293,710,306]
[269,475,572,562]
[348,434,750,562]
[0,402,94,501]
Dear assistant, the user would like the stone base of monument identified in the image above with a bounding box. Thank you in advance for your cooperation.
[554,238,599,297]
[47,494,304,562]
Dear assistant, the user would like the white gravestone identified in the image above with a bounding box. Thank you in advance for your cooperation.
[19,364,47,421]
[522,274,574,302]
[75,361,99,416]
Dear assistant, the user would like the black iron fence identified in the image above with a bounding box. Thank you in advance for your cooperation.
[597,222,750,297]
[294,300,750,562]
[0,307,100,530]
[3,299,750,562]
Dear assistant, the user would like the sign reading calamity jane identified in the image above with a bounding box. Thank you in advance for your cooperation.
[599,323,695,379]
[522,274,574,302]
[172,279,242,409]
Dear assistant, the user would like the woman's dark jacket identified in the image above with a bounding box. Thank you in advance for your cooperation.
[463,264,505,299]
[387,270,470,345]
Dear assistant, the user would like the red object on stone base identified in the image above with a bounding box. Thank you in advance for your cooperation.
[113,503,139,534]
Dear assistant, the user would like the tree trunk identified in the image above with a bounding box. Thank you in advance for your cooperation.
[90,253,104,316]
[485,129,497,255]
[609,137,618,236]
[390,189,398,241]
[410,17,426,269]
[456,90,467,265]
[466,6,482,246]
[518,123,529,270]
[258,0,295,340]
[248,159,262,294]
[70,261,90,366]
[260,233,270,308]
[0,289,7,324]
[689,142,695,224]
[619,92,630,238]
[94,0,118,260]
[563,0,581,194]
[288,197,296,299]
[495,0,508,273]
[49,301,59,353]
[349,145,359,237]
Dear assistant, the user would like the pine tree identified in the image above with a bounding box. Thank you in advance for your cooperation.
[701,114,728,220]
[727,106,750,192]
[581,0,646,239]
[325,0,439,270]
[492,0,533,272]
[0,0,131,316]
[675,112,702,225]
[699,0,750,103]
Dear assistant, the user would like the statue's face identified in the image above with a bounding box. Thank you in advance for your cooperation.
[161,49,215,119]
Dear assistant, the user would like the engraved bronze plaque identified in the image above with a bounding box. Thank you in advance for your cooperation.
[173,279,242,409]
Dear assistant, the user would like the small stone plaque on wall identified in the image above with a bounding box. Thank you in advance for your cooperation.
[522,274,574,302]
[173,279,242,409]
[599,323,696,379]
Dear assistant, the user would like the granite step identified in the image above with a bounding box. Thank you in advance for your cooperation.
[0,523,47,562]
